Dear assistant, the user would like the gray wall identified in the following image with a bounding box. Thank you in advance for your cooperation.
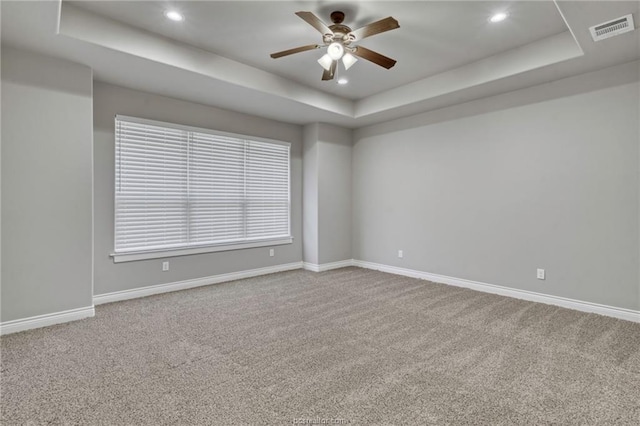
[302,123,352,265]
[93,82,303,295]
[1,47,94,321]
[303,123,320,265]
[317,124,352,264]
[353,62,640,311]
[3,47,636,323]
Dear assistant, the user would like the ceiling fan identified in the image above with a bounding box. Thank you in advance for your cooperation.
[270,10,400,81]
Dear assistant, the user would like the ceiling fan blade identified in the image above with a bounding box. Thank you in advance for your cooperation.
[352,46,397,69]
[295,11,333,36]
[321,61,337,81]
[348,17,399,41]
[270,44,321,59]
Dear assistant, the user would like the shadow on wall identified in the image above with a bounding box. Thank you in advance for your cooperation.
[1,51,92,98]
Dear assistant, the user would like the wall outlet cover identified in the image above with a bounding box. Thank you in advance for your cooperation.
[537,268,545,280]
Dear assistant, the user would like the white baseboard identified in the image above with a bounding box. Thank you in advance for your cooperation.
[7,260,635,335]
[353,260,640,323]
[93,261,304,305]
[303,259,355,272]
[0,305,95,336]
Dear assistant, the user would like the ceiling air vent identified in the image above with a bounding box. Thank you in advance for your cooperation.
[589,14,635,42]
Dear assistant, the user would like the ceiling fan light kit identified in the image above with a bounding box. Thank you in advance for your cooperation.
[342,53,357,70]
[317,54,333,71]
[327,42,345,60]
[270,10,399,81]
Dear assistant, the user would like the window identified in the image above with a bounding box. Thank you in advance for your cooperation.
[112,115,291,262]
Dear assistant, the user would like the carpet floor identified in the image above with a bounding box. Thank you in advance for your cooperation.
[2,267,640,425]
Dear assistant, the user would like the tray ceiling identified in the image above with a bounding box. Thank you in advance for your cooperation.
[1,1,638,127]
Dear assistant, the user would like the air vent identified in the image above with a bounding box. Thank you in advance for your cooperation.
[589,14,635,42]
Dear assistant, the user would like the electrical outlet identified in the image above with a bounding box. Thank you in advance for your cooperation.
[269,248,275,257]
[398,250,403,258]
[162,261,169,272]
[537,268,545,280]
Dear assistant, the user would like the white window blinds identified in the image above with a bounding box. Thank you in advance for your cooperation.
[115,116,290,255]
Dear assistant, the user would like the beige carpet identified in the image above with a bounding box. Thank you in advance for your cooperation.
[2,267,639,425]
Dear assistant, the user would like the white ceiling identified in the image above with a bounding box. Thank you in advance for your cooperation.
[1,1,639,127]
[68,1,569,100]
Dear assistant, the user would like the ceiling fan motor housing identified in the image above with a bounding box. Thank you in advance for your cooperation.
[325,11,354,45]
[330,25,354,42]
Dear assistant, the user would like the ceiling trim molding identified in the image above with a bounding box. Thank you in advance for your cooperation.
[355,31,583,118]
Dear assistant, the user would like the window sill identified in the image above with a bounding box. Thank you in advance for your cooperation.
[110,237,293,263]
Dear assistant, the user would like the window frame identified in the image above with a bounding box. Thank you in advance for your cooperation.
[110,115,292,263]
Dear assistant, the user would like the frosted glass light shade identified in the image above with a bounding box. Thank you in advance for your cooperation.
[317,54,333,71]
[342,53,357,70]
[327,42,344,60]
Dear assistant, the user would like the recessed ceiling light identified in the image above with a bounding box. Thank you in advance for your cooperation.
[337,78,348,85]
[165,10,184,22]
[489,12,508,23]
